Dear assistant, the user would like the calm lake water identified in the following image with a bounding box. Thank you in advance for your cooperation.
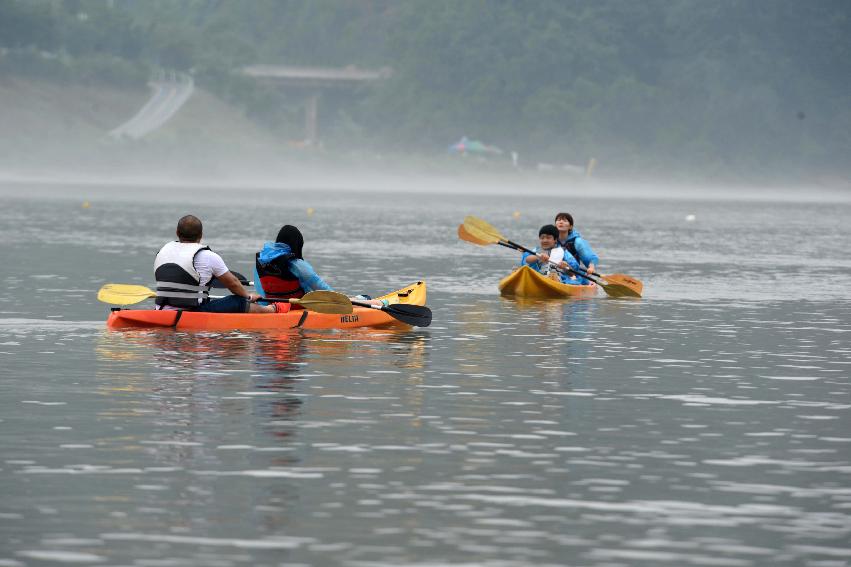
[1,181,850,566]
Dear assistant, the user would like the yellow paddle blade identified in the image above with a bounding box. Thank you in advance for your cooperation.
[97,284,156,305]
[599,273,643,298]
[463,215,507,242]
[291,290,353,314]
[457,224,491,246]
[462,219,504,245]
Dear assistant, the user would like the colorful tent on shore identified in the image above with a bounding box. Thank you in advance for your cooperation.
[448,136,503,155]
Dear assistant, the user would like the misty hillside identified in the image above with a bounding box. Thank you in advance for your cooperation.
[0,77,297,179]
[2,0,849,182]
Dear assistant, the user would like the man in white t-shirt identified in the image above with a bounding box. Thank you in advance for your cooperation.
[153,215,285,314]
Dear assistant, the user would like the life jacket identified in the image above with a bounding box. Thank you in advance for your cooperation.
[153,242,212,309]
[558,236,579,262]
[255,253,304,299]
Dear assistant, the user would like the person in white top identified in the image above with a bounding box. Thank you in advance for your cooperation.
[153,215,285,314]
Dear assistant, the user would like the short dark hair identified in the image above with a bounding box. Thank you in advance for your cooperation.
[554,212,574,225]
[539,224,559,239]
[176,215,203,241]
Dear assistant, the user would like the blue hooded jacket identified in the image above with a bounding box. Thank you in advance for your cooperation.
[253,241,333,298]
[557,230,599,270]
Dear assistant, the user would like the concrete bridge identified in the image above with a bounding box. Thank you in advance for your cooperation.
[242,64,392,145]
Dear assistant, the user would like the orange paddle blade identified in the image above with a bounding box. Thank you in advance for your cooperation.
[598,273,643,298]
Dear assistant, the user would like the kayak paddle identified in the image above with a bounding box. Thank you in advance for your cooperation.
[461,215,643,298]
[350,300,432,327]
[96,283,353,314]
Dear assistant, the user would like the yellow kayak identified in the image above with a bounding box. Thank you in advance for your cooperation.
[498,266,597,299]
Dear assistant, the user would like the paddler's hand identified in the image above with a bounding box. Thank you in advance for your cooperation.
[538,252,550,263]
[585,264,596,275]
[558,261,568,270]
[246,292,262,303]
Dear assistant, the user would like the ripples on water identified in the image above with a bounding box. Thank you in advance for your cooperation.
[0,184,850,566]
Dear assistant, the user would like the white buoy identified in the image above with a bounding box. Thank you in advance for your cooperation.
[685,214,696,222]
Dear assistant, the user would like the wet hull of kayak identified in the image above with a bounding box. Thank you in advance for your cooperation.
[107,281,427,330]
[498,266,596,298]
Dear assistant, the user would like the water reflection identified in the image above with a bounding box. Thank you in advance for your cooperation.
[95,330,308,467]
[94,328,430,455]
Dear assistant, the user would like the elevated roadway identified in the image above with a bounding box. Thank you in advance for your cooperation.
[241,65,391,144]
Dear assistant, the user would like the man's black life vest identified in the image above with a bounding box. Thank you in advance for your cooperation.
[154,242,211,309]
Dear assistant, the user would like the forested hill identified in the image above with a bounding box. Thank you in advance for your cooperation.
[2,0,849,180]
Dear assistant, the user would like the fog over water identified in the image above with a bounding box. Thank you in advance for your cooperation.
[2,171,849,205]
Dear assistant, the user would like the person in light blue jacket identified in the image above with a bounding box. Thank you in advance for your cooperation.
[554,212,599,284]
[254,225,332,301]
[254,225,387,307]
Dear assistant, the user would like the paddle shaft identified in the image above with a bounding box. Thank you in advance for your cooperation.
[126,293,286,302]
[205,295,289,303]
[351,300,386,310]
[98,283,348,311]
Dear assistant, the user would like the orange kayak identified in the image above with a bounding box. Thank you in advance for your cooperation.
[498,266,597,298]
[107,281,426,330]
